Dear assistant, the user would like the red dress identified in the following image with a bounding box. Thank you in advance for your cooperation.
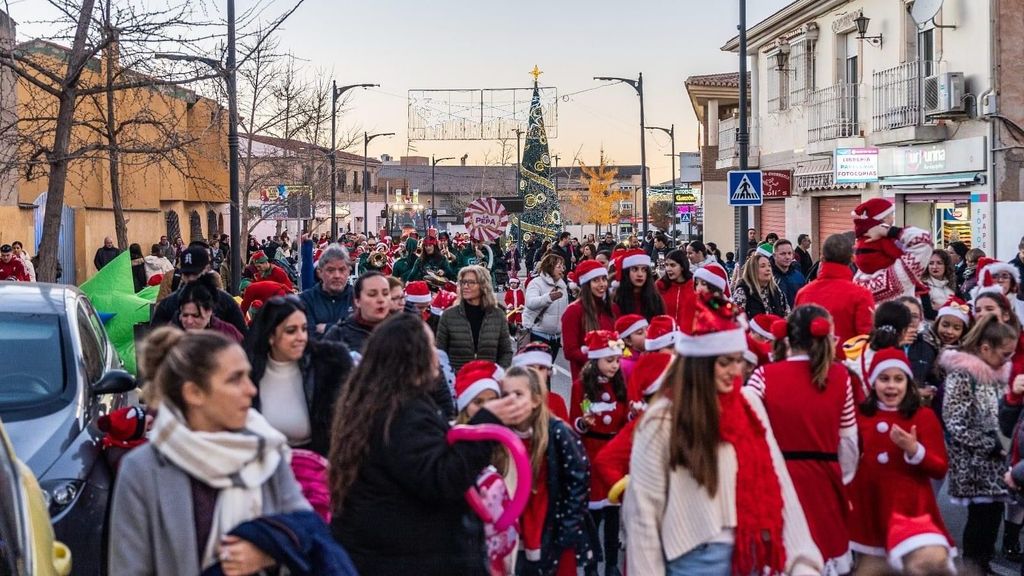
[747,358,855,569]
[657,279,697,334]
[847,406,952,555]
[504,288,525,325]
[569,376,629,507]
[560,301,614,382]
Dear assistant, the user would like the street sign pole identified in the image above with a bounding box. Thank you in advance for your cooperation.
[737,0,750,263]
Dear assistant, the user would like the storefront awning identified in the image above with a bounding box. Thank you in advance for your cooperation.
[879,171,985,189]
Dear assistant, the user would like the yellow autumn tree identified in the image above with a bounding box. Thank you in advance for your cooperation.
[567,152,626,235]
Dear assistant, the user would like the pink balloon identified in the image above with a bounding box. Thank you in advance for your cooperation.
[447,424,532,532]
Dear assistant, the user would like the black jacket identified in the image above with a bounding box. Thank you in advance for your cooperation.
[332,395,500,576]
[151,287,247,336]
[323,315,373,353]
[551,244,575,272]
[795,247,814,277]
[94,246,121,271]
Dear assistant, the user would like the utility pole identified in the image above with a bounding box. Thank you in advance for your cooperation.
[594,73,648,235]
[737,0,751,263]
[330,81,378,240]
[363,131,394,236]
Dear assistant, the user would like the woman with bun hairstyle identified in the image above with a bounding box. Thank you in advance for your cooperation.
[746,304,858,574]
[656,249,696,334]
[109,327,313,575]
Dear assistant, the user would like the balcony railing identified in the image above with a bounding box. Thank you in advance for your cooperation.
[718,116,756,162]
[872,61,939,132]
[808,83,860,143]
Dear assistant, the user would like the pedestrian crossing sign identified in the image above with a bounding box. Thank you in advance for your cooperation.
[728,170,763,207]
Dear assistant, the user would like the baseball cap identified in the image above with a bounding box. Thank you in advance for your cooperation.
[179,246,210,274]
[0,245,11,253]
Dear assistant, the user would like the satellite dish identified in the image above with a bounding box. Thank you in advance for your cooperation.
[911,0,943,26]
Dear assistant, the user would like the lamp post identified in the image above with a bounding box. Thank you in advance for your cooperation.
[330,82,378,240]
[737,0,751,264]
[363,131,394,236]
[594,73,648,235]
[646,124,676,242]
[431,155,455,229]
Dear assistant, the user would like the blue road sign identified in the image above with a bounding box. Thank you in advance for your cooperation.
[728,170,763,207]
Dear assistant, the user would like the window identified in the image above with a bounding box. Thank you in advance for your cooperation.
[165,211,181,243]
[77,305,103,385]
[207,210,218,239]
[918,28,935,77]
[789,38,817,105]
[189,210,202,242]
[0,313,66,408]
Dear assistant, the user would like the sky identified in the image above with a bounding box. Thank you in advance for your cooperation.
[11,0,792,183]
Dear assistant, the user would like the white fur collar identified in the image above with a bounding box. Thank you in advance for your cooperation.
[938,348,1011,386]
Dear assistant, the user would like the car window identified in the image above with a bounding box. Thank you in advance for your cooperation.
[76,305,103,385]
[80,299,109,368]
[0,314,65,408]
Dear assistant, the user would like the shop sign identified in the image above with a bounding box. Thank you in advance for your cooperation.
[762,170,792,198]
[878,136,987,177]
[673,188,697,205]
[835,148,879,184]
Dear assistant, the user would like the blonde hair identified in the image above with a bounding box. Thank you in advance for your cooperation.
[457,265,498,309]
[741,253,781,295]
[505,366,549,483]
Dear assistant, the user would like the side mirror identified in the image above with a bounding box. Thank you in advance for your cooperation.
[91,370,136,396]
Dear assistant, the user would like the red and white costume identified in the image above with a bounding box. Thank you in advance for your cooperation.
[504,286,525,326]
[747,358,858,574]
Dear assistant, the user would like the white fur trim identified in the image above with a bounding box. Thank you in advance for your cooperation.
[643,366,673,396]
[512,351,553,368]
[620,319,648,338]
[456,379,501,412]
[743,349,758,365]
[430,306,445,316]
[887,533,950,570]
[578,266,608,285]
[936,305,969,326]
[675,328,747,357]
[693,267,727,291]
[868,358,913,385]
[406,292,432,304]
[749,321,775,341]
[587,346,623,360]
[873,204,895,220]
[984,261,1021,285]
[622,253,652,270]
[644,331,679,351]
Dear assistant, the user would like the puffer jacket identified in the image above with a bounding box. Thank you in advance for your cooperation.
[323,314,374,353]
[941,349,1010,500]
[524,273,568,336]
[436,303,514,373]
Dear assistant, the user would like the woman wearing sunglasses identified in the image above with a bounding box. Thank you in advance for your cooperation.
[243,294,353,455]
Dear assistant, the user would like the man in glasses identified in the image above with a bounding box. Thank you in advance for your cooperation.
[150,246,247,335]
[299,243,354,338]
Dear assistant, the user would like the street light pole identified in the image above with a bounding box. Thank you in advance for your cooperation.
[330,81,378,240]
[363,131,394,236]
[595,73,648,235]
[646,124,676,242]
[738,0,751,263]
[431,155,455,230]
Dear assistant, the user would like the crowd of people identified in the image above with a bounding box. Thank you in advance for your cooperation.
[19,193,1022,575]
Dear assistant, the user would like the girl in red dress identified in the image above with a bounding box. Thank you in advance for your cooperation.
[570,330,629,574]
[847,347,952,570]
[746,304,858,575]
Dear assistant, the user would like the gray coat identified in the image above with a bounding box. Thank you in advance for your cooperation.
[108,444,311,575]
[436,302,513,373]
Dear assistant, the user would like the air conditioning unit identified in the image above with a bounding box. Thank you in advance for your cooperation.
[923,72,966,117]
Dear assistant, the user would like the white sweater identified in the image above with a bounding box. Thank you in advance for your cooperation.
[260,358,311,447]
[623,392,823,575]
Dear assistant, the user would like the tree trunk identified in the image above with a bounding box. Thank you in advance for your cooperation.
[104,9,128,250]
[37,0,96,283]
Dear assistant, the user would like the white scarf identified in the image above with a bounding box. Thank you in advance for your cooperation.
[925,277,954,309]
[150,405,289,569]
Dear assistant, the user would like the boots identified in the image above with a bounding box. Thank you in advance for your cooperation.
[1004,519,1023,562]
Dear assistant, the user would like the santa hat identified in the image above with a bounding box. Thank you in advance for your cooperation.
[508,276,521,287]
[852,198,895,237]
[566,270,579,291]
[974,257,1021,296]
[582,330,625,359]
[749,313,783,341]
[512,341,554,369]
[887,513,953,570]
[629,352,674,400]
[147,273,163,286]
[615,314,649,339]
[756,242,774,258]
[744,334,772,366]
[251,250,269,264]
[867,347,913,385]
[645,315,680,351]
[405,280,432,304]
[936,296,970,326]
[430,290,457,316]
[693,262,731,297]
[423,236,439,247]
[576,260,608,285]
[98,405,147,446]
[675,293,747,357]
[616,249,652,282]
[454,360,504,412]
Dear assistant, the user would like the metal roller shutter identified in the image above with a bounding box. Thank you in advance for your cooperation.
[757,200,786,241]
[816,195,862,247]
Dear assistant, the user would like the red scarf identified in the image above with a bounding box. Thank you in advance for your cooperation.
[717,384,786,575]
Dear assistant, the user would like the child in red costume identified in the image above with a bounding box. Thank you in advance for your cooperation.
[851,198,933,302]
[847,348,952,561]
[503,366,599,576]
[504,277,525,334]
[99,405,152,471]
[570,330,628,573]
[614,314,647,385]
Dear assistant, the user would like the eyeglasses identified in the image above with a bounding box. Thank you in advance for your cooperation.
[459,280,479,287]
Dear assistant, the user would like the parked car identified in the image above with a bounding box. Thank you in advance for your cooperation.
[0,283,136,575]
[0,416,72,575]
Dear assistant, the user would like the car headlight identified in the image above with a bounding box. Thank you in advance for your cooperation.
[39,480,83,517]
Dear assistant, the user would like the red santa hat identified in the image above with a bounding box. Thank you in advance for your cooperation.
[629,352,674,400]
[582,329,625,359]
[405,280,432,304]
[693,262,731,297]
[98,405,148,448]
[851,197,895,237]
[974,257,1020,296]
[675,292,747,357]
[454,360,504,412]
[576,259,608,285]
[614,314,649,339]
[511,341,554,369]
[749,313,783,341]
[616,249,652,282]
[645,315,680,351]
[744,333,772,366]
[566,270,579,290]
[430,290,457,316]
[867,347,913,385]
[886,513,954,570]
[936,296,970,326]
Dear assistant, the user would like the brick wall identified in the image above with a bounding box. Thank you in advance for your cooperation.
[701,146,730,182]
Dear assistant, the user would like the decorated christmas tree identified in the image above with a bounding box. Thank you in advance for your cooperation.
[510,66,561,242]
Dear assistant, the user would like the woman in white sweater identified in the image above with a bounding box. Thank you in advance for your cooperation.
[523,253,569,359]
[623,293,822,576]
